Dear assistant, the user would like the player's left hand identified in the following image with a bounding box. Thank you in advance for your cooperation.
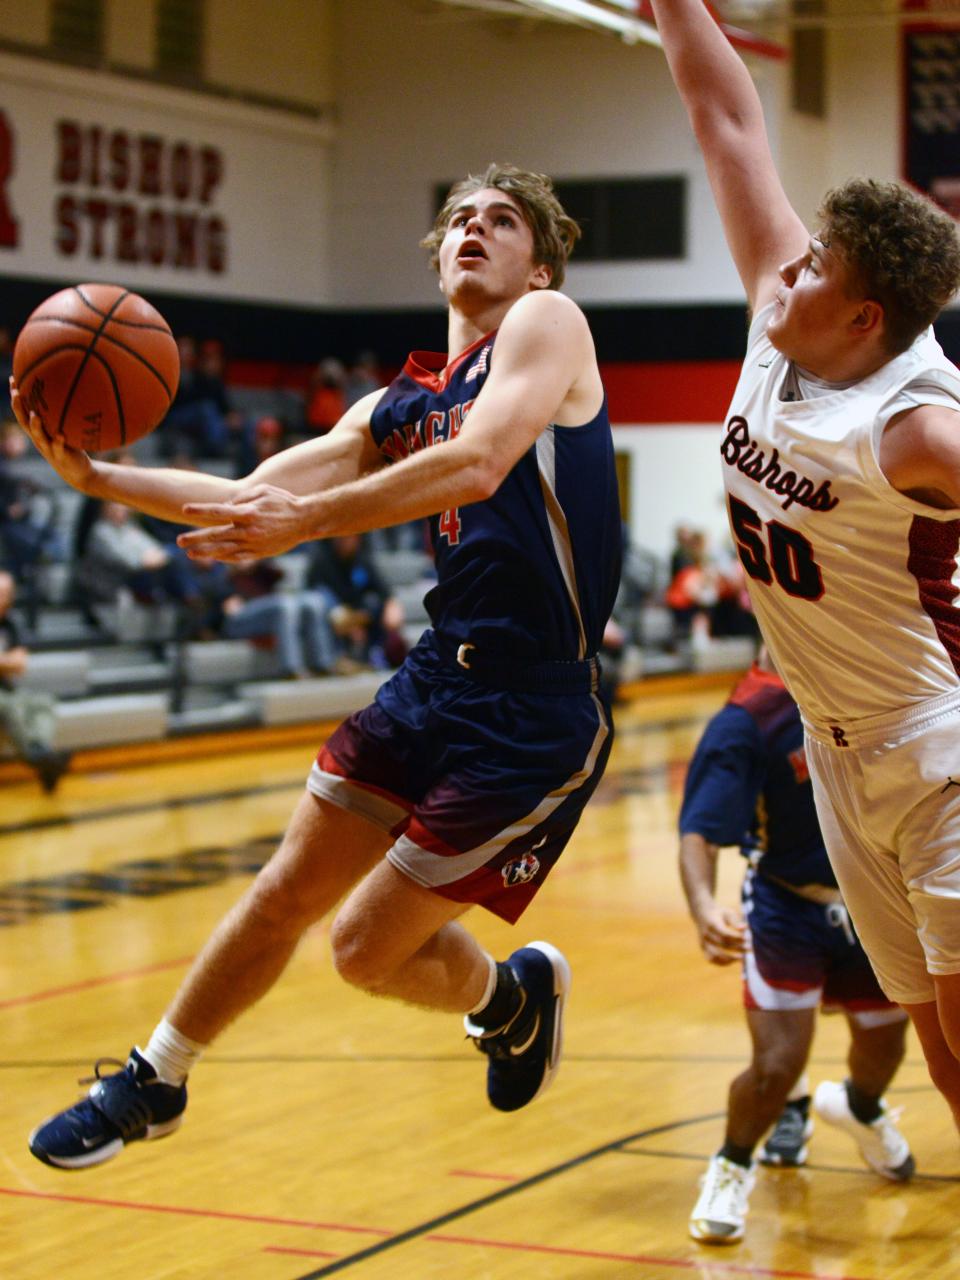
[177,484,310,560]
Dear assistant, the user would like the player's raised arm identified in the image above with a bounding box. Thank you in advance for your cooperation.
[647,0,808,311]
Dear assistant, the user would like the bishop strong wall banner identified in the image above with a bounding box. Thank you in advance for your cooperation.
[902,20,960,218]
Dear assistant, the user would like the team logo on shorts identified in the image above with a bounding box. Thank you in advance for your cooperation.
[501,852,541,887]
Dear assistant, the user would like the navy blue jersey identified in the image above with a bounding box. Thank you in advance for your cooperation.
[369,330,621,660]
[679,666,834,888]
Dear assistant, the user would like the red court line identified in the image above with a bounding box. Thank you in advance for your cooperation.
[0,1187,391,1236]
[424,1234,874,1280]
[0,956,195,1012]
[448,1169,519,1183]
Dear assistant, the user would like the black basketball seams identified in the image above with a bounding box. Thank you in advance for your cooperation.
[74,284,173,334]
[20,319,177,399]
[21,345,126,445]
[58,290,130,441]
[25,313,173,335]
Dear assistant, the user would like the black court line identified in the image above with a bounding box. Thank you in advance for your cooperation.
[0,778,304,837]
[621,1144,960,1183]
[289,1113,722,1279]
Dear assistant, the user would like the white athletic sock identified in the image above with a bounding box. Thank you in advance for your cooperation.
[140,1017,207,1086]
[788,1073,811,1103]
[466,953,498,1016]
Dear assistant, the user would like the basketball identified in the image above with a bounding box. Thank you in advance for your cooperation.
[12,283,180,453]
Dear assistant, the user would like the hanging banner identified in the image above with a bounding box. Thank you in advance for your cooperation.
[902,19,960,217]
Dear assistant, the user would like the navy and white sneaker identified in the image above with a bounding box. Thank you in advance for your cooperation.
[29,1049,187,1170]
[760,1099,814,1167]
[465,940,570,1112]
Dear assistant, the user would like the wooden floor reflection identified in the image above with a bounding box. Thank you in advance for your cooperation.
[1,676,957,1280]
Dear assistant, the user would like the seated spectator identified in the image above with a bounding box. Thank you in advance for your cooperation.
[344,351,381,407]
[0,570,71,791]
[161,336,245,460]
[234,415,285,478]
[305,358,346,435]
[307,533,407,670]
[664,529,718,647]
[0,420,65,580]
[75,501,202,610]
[212,557,339,677]
[0,327,12,417]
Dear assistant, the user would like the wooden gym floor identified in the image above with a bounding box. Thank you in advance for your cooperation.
[1,675,958,1279]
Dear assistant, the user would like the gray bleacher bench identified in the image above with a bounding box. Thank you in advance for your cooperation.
[19,650,91,698]
[181,639,260,685]
[50,692,170,751]
[240,671,388,726]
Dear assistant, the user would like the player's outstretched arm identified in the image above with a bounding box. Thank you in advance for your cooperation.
[647,0,808,311]
[679,831,747,965]
[10,375,238,524]
[177,291,596,561]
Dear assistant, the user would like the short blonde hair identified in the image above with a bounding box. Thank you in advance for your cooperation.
[421,163,581,290]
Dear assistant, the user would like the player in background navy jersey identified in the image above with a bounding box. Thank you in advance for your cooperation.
[14,164,622,1170]
[679,651,912,1245]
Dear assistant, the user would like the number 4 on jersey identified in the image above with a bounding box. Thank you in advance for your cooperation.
[438,506,462,546]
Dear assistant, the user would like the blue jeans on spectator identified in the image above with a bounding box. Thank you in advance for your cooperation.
[223,592,337,675]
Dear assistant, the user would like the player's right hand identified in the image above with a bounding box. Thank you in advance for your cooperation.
[9,376,95,491]
[697,904,747,966]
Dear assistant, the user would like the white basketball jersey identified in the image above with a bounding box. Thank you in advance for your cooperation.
[723,305,960,725]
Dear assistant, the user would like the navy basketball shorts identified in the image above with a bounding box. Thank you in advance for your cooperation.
[306,638,613,923]
[741,871,902,1026]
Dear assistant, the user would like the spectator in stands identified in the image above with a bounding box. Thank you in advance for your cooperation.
[0,569,71,792]
[305,358,347,435]
[214,557,339,677]
[234,415,285,477]
[162,337,244,460]
[0,327,12,417]
[344,351,380,408]
[307,534,407,670]
[0,419,65,581]
[75,501,202,610]
[664,528,718,648]
[669,523,698,580]
[710,547,761,641]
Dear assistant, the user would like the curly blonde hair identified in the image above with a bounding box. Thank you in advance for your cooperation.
[421,163,581,290]
[819,178,960,355]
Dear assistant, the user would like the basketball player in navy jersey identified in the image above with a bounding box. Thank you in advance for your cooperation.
[648,0,960,1137]
[13,163,622,1168]
[680,651,912,1244]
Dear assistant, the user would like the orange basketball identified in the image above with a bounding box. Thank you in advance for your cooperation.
[13,283,180,453]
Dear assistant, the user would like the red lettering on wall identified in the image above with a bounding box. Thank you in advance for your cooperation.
[52,119,228,274]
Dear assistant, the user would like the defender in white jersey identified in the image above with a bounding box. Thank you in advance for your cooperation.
[649,0,960,1133]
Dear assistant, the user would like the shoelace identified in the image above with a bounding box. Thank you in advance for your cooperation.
[702,1161,750,1212]
[78,1057,127,1090]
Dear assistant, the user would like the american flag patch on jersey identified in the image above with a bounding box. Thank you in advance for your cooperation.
[465,345,490,383]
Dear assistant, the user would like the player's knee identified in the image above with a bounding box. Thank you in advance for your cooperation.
[245,861,316,934]
[921,1038,960,1099]
[751,1052,802,1101]
[328,913,389,992]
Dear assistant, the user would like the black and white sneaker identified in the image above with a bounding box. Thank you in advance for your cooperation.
[465,941,570,1112]
[29,1049,187,1170]
[760,1098,814,1167]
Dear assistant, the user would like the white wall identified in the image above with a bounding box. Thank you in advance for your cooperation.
[0,52,334,303]
[614,425,733,560]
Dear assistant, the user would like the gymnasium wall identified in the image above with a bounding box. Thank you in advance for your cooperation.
[0,0,956,560]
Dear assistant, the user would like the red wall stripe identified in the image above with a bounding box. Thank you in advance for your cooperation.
[224,358,741,425]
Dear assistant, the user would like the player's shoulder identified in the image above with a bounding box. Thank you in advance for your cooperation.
[502,288,588,334]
